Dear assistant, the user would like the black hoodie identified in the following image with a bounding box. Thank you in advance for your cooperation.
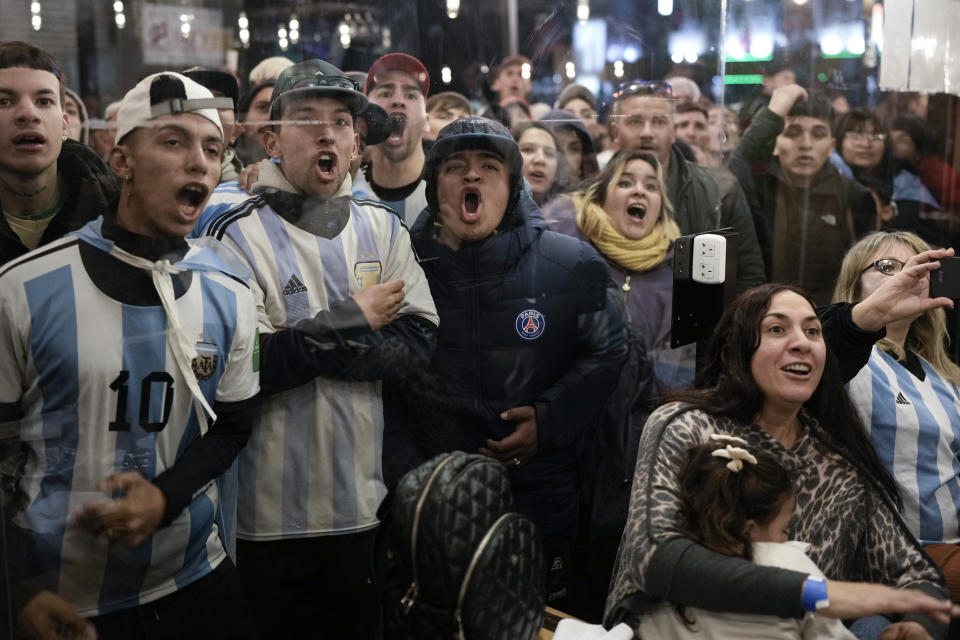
[0,140,118,266]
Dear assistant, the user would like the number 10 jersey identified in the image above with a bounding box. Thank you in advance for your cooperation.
[0,231,260,617]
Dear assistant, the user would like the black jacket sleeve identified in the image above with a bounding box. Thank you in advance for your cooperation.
[648,542,949,638]
[534,249,628,451]
[151,397,257,526]
[818,302,886,383]
[647,537,808,618]
[258,298,438,395]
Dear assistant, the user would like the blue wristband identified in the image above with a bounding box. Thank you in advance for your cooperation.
[801,576,829,612]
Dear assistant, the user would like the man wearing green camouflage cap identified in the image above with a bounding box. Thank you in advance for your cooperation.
[198,59,438,638]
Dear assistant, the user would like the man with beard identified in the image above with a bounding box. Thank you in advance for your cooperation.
[593,79,765,292]
[199,59,438,638]
[353,53,431,224]
[232,79,275,167]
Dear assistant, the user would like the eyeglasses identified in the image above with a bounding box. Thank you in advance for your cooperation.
[861,257,906,276]
[846,131,887,142]
[612,80,674,101]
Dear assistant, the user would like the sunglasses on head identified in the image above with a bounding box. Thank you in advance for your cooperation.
[612,80,674,100]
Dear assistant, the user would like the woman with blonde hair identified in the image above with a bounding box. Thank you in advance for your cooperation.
[547,150,692,619]
[834,230,960,610]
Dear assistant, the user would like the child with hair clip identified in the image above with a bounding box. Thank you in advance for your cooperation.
[638,434,856,639]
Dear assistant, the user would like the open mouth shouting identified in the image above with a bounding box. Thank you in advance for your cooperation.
[627,203,646,220]
[175,182,210,218]
[13,131,47,151]
[387,114,407,145]
[462,187,481,221]
[316,152,338,181]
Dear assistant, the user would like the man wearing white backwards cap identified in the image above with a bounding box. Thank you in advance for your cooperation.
[3,71,259,640]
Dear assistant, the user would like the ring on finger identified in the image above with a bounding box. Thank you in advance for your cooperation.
[513,457,522,466]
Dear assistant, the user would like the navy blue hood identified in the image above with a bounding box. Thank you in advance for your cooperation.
[424,116,524,211]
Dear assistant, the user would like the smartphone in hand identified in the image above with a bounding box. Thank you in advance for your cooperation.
[930,257,960,299]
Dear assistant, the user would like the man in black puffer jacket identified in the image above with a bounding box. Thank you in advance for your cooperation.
[384,116,627,606]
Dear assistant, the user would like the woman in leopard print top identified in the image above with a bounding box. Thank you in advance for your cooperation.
[605,282,957,639]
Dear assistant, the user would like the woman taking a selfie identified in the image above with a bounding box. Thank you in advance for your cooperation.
[836,231,960,612]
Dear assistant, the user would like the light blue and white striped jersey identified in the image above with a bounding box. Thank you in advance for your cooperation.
[191,178,248,239]
[0,225,260,617]
[200,163,438,541]
[352,168,428,226]
[848,347,960,544]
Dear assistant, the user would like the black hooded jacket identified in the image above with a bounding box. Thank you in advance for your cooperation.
[386,185,627,538]
[0,140,117,266]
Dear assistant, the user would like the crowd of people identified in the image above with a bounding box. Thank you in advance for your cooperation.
[3,34,960,640]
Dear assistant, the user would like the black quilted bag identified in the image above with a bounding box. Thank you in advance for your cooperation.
[380,451,545,640]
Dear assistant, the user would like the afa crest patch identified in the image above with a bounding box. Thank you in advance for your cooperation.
[515,309,545,340]
[192,338,219,380]
[354,260,382,289]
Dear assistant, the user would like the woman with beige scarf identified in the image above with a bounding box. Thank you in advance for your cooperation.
[545,150,696,621]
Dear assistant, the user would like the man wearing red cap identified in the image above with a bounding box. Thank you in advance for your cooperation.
[354,53,431,224]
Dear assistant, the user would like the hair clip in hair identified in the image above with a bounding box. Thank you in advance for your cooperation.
[711,445,758,472]
[709,433,749,446]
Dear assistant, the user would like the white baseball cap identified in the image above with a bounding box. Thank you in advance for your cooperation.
[114,72,231,144]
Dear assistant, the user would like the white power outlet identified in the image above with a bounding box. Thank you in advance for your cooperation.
[692,234,726,284]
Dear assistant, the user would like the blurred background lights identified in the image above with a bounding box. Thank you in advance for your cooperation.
[289,16,299,43]
[749,32,775,59]
[30,1,41,31]
[180,13,193,38]
[577,0,589,24]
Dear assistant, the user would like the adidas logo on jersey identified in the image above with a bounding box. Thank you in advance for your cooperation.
[895,392,911,405]
[282,275,308,295]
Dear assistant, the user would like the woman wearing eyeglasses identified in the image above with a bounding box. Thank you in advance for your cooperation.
[832,109,941,242]
[835,230,960,615]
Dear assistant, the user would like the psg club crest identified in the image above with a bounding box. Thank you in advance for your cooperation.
[192,338,219,381]
[515,309,545,340]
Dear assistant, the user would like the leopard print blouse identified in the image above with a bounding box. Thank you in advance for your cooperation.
[605,402,945,619]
